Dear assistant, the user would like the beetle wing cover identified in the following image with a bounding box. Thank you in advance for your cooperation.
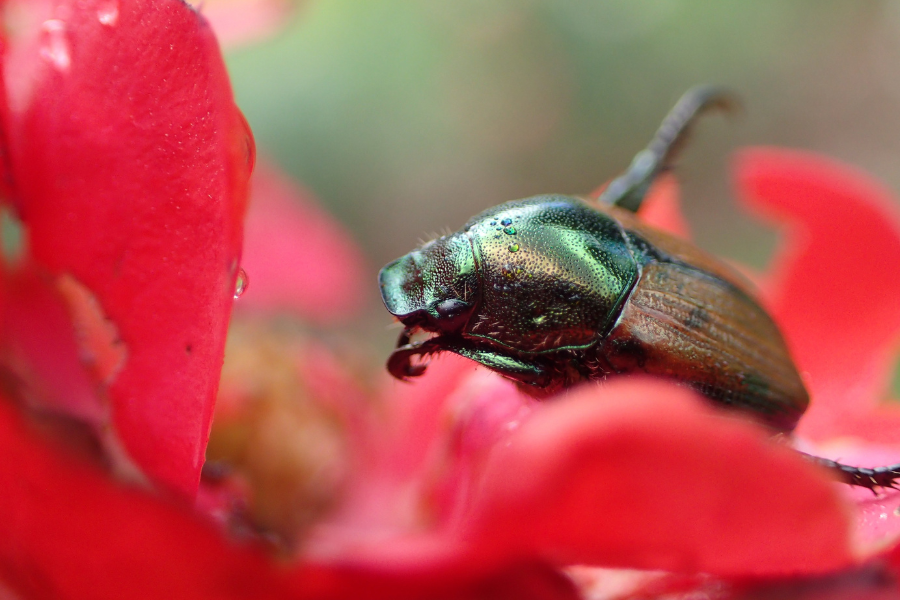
[602,261,809,432]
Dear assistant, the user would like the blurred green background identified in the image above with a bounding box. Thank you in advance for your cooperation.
[223,1,900,371]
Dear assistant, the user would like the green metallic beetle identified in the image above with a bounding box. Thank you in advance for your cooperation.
[379,87,900,489]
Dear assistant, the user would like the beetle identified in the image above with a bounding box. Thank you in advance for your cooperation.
[378,86,900,490]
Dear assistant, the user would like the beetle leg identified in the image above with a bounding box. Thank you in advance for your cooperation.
[442,342,551,387]
[386,332,551,387]
[800,453,900,493]
[598,85,738,213]
[387,334,447,380]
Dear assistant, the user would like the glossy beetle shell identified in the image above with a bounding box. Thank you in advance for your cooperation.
[597,203,809,432]
[380,194,809,433]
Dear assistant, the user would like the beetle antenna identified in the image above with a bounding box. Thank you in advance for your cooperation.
[599,85,738,213]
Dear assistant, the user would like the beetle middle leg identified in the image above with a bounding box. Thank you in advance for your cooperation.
[598,85,738,213]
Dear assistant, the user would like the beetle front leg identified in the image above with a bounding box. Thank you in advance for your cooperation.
[387,334,550,387]
[445,343,551,388]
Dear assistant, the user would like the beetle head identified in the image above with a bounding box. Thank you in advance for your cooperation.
[380,234,480,377]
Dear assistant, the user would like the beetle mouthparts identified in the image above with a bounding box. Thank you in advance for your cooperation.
[387,329,447,380]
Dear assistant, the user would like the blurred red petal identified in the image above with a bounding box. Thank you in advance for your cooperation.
[1,0,253,495]
[422,371,538,527]
[0,394,581,600]
[239,161,366,321]
[0,271,105,423]
[0,396,292,600]
[735,148,900,443]
[636,175,692,239]
[314,354,480,543]
[461,379,855,577]
[590,175,690,239]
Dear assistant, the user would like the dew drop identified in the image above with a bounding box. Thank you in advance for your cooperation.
[39,20,71,72]
[97,0,119,26]
[501,218,512,226]
[503,226,516,235]
[234,268,249,299]
[508,243,519,252]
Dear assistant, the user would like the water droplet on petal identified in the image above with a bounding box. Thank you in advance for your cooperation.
[97,0,119,26]
[503,226,516,235]
[501,218,512,226]
[39,20,71,72]
[234,268,249,299]
[508,243,519,252]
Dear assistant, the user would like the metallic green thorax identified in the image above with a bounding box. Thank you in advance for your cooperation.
[462,195,637,352]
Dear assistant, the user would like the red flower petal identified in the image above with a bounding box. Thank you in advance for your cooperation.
[0,396,291,600]
[735,148,900,443]
[460,379,855,577]
[635,175,692,239]
[238,161,366,321]
[0,271,106,424]
[315,354,480,541]
[590,175,691,239]
[0,393,581,600]
[1,0,253,495]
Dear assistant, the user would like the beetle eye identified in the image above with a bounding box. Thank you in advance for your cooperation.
[435,298,470,320]
[432,298,473,332]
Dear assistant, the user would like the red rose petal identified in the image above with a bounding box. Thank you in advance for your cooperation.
[238,161,366,321]
[461,379,856,577]
[1,0,252,495]
[735,148,900,443]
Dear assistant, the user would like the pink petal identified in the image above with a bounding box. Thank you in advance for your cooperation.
[460,378,856,577]
[735,148,900,444]
[190,0,301,50]
[238,161,366,321]
[1,0,253,495]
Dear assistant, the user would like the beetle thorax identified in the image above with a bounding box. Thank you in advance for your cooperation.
[463,195,639,353]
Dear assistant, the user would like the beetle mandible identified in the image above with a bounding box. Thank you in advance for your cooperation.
[378,86,900,490]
